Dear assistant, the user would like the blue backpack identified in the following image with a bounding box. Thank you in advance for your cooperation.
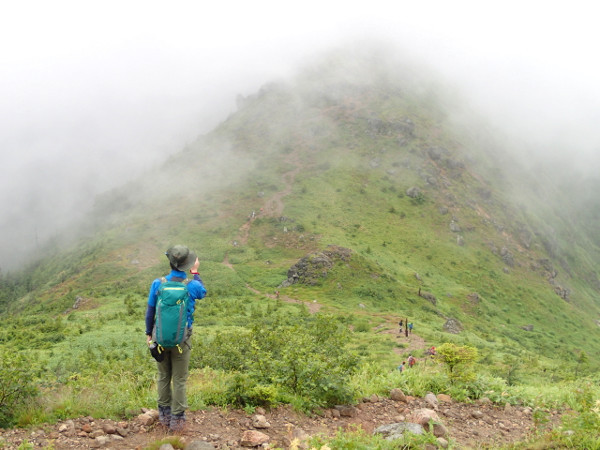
[153,277,190,349]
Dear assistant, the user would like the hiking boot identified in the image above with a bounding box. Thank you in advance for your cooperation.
[169,412,185,432]
[158,405,171,427]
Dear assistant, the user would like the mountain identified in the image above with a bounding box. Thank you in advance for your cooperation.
[0,46,599,427]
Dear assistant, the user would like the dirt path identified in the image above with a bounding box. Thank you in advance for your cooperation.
[0,393,562,449]
[232,151,302,247]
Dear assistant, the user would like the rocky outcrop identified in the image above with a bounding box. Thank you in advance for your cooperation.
[366,117,415,137]
[406,186,421,198]
[443,318,463,334]
[419,289,437,305]
[280,245,352,287]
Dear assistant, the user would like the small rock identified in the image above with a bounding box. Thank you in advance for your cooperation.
[58,420,75,435]
[335,405,359,417]
[425,393,438,410]
[437,437,449,448]
[90,429,105,438]
[92,435,110,447]
[137,413,155,426]
[102,423,117,434]
[252,414,271,429]
[158,444,175,450]
[437,394,452,404]
[374,422,424,441]
[432,423,448,437]
[186,441,217,450]
[410,408,440,427]
[240,430,270,447]
[471,410,484,419]
[390,388,406,402]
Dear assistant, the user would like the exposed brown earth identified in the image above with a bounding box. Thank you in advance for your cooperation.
[0,393,562,449]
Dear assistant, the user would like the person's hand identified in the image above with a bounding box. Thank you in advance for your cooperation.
[146,335,152,345]
[190,257,200,274]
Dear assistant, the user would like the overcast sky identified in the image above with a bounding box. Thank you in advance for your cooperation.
[1,0,599,270]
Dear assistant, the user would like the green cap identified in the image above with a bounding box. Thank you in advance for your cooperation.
[165,245,197,271]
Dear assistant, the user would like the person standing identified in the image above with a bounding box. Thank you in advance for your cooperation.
[145,245,207,432]
[408,322,414,334]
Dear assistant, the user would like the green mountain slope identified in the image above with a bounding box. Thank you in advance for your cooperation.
[1,48,599,427]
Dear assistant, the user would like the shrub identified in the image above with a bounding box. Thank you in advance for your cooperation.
[436,342,478,382]
[195,314,360,409]
[0,349,40,427]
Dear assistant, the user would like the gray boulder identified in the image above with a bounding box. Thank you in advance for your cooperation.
[374,423,424,441]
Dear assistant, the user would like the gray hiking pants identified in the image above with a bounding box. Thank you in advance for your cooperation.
[156,337,191,416]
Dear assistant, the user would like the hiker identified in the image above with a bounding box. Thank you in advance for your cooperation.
[145,245,207,432]
[407,355,416,368]
[397,361,406,372]
[408,322,413,334]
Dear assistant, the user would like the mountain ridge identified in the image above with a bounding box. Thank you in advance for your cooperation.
[0,47,599,444]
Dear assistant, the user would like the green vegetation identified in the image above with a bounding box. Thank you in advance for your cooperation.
[0,350,40,426]
[1,51,600,448]
[194,314,359,410]
[436,343,478,382]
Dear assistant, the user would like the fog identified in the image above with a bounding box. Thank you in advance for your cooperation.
[1,0,599,270]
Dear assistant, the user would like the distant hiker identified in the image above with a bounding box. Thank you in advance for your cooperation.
[408,355,416,368]
[399,319,404,327]
[408,322,414,334]
[275,290,280,299]
[425,346,436,361]
[145,245,207,432]
[397,361,406,372]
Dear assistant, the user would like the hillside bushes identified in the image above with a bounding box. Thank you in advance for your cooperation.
[193,314,359,410]
[0,349,39,427]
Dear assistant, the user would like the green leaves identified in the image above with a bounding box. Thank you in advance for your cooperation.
[436,342,478,382]
[0,349,40,427]
[195,314,359,409]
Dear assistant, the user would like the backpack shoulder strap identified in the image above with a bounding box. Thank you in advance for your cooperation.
[170,276,188,283]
